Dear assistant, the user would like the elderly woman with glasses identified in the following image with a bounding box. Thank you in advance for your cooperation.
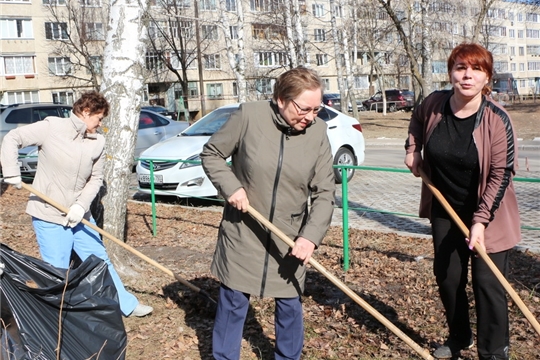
[201,67,335,360]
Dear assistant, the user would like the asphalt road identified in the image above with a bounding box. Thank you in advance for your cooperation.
[363,142,540,174]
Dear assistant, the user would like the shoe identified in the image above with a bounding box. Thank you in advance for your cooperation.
[129,303,153,317]
[433,336,474,359]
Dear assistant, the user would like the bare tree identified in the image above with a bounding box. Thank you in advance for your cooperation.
[43,0,108,91]
[100,0,148,255]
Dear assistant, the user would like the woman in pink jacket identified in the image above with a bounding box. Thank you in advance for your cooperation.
[405,43,521,360]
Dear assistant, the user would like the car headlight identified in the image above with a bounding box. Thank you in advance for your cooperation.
[179,154,201,169]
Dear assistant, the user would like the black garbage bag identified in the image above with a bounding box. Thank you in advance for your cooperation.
[0,243,127,360]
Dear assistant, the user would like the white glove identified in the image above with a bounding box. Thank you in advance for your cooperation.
[64,204,86,228]
[3,176,22,189]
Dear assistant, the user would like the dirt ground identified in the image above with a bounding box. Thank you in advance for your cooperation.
[1,101,539,359]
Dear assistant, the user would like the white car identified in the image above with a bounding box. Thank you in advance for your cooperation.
[136,103,365,198]
[17,109,189,177]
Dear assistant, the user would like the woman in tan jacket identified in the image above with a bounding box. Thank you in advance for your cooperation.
[1,91,152,317]
[201,67,335,359]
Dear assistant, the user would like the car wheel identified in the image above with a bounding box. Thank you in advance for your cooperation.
[333,147,355,184]
[388,103,397,112]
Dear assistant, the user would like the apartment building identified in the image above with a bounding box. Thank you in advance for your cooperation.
[2,0,540,117]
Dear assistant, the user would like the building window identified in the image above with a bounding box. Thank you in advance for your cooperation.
[517,13,523,22]
[511,63,516,71]
[0,19,33,39]
[509,29,515,38]
[528,61,540,71]
[432,61,446,74]
[226,0,236,11]
[206,83,223,99]
[527,45,540,55]
[316,53,328,66]
[1,56,35,75]
[254,52,286,67]
[52,91,74,105]
[45,22,68,40]
[83,22,104,40]
[232,82,238,96]
[526,13,539,23]
[314,29,326,42]
[493,61,508,72]
[312,3,324,18]
[229,26,238,39]
[520,79,525,87]
[510,46,515,56]
[255,78,274,94]
[519,47,525,56]
[202,25,218,40]
[1,0,31,2]
[2,91,39,105]
[43,0,67,4]
[88,56,102,74]
[519,63,525,71]
[188,82,198,97]
[518,30,524,38]
[175,82,199,98]
[322,78,330,91]
[200,0,216,10]
[354,76,369,89]
[332,5,342,17]
[146,52,163,70]
[204,54,221,69]
[250,0,275,12]
[80,0,101,6]
[251,23,285,40]
[527,29,540,39]
[48,57,71,75]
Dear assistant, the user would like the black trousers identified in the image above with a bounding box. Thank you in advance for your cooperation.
[432,215,510,360]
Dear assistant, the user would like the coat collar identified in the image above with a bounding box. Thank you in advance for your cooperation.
[70,111,98,139]
[269,99,313,136]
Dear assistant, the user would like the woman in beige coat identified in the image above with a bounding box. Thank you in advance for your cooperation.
[201,67,335,359]
[1,91,152,317]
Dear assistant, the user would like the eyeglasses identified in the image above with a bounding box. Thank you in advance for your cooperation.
[291,99,324,115]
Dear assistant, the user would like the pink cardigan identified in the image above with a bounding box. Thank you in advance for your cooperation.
[406,91,521,253]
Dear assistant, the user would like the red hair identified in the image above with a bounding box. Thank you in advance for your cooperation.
[447,43,493,95]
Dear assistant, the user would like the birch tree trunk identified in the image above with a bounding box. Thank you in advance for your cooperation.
[99,0,148,270]
[292,0,307,65]
[330,0,346,103]
[285,0,298,68]
[218,0,247,102]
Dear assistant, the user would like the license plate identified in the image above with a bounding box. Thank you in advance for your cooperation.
[138,174,163,184]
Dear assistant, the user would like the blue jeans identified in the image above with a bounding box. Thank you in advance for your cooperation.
[213,284,303,360]
[32,217,138,316]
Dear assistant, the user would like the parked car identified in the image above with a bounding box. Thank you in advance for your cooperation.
[323,93,342,111]
[1,103,72,147]
[136,103,365,198]
[348,99,366,112]
[141,105,177,119]
[362,89,412,112]
[400,90,415,110]
[16,109,189,178]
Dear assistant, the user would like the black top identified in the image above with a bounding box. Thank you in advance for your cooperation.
[426,101,479,217]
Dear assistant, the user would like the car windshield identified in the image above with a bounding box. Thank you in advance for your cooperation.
[143,106,167,112]
[182,107,237,136]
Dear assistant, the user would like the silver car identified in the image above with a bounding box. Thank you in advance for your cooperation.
[18,109,189,178]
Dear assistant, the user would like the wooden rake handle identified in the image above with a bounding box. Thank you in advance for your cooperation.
[20,182,216,305]
[247,205,434,360]
[418,168,540,336]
